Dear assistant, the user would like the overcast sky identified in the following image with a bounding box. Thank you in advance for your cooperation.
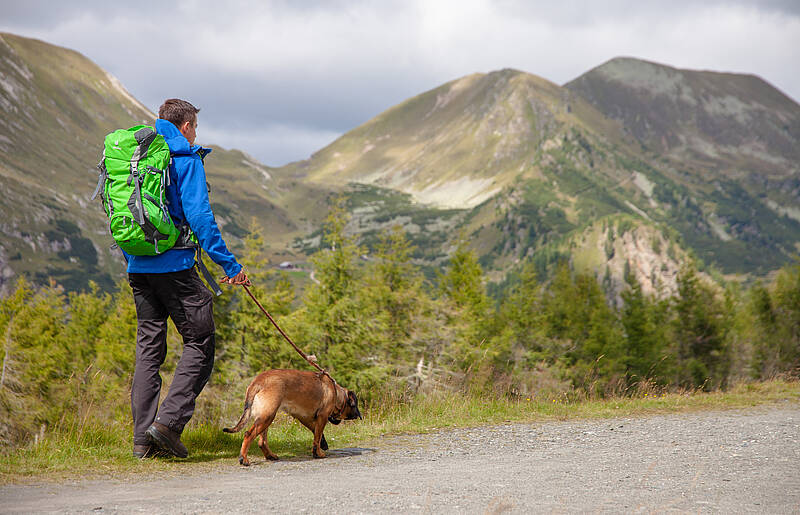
[2,0,799,166]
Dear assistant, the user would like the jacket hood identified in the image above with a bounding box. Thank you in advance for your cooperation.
[155,118,212,156]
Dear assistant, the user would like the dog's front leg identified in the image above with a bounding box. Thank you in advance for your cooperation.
[312,418,327,458]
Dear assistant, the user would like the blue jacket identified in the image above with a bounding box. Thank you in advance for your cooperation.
[124,119,242,278]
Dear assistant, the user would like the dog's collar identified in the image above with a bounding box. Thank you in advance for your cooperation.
[319,371,346,421]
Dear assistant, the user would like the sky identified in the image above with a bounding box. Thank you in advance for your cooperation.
[2,0,799,167]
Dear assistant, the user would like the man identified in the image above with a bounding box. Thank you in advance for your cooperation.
[128,98,248,459]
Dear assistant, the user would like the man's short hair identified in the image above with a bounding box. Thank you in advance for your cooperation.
[158,98,200,128]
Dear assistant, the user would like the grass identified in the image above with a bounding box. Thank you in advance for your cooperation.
[1,379,797,483]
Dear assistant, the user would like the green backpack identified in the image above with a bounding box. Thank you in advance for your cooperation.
[92,125,181,255]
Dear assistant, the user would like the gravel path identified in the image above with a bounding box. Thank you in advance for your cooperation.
[2,404,799,513]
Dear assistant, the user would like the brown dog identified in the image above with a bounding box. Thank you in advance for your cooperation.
[223,369,361,465]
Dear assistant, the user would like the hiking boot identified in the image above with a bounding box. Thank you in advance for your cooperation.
[133,444,152,459]
[133,443,172,459]
[146,422,188,458]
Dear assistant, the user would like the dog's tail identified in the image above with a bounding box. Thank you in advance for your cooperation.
[222,383,261,433]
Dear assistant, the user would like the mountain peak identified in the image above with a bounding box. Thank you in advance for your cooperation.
[288,67,604,208]
[566,55,800,168]
[583,57,686,95]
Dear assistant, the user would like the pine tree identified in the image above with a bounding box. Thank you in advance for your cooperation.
[541,263,625,393]
[671,261,731,389]
[364,225,425,360]
[0,278,74,440]
[750,264,800,377]
[216,219,296,380]
[301,197,381,389]
[620,270,669,385]
[437,239,494,372]
[495,260,547,364]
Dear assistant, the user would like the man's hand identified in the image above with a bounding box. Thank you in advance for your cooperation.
[220,270,250,286]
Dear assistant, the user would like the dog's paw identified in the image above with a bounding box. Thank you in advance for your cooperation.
[266,452,279,461]
[239,455,250,467]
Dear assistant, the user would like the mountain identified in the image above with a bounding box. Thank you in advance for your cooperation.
[284,61,800,291]
[282,69,626,209]
[564,57,800,275]
[1,33,798,298]
[0,33,329,294]
[566,57,800,180]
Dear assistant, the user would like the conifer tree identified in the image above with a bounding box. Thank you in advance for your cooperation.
[672,261,731,389]
[301,197,379,388]
[494,260,547,365]
[437,239,494,371]
[364,225,425,360]
[63,282,112,371]
[620,269,669,385]
[750,264,800,377]
[216,219,296,380]
[541,263,625,393]
[94,279,138,390]
[0,278,73,438]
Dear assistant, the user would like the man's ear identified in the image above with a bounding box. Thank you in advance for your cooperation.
[180,120,192,133]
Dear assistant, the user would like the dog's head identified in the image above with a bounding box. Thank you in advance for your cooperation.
[329,389,362,425]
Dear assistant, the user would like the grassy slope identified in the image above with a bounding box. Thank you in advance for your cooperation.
[1,379,797,482]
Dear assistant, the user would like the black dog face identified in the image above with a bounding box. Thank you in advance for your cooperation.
[329,390,362,424]
[344,391,362,420]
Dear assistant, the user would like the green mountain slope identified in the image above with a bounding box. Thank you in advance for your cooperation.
[563,57,800,275]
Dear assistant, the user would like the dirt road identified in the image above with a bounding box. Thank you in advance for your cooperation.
[2,405,798,513]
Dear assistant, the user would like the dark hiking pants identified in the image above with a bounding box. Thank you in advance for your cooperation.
[128,268,216,446]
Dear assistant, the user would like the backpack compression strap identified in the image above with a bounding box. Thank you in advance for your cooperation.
[91,150,107,201]
[196,248,223,296]
[173,224,223,296]
[127,127,157,226]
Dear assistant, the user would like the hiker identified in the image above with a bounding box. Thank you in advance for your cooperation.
[127,98,249,459]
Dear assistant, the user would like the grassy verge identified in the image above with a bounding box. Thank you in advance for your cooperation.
[1,379,797,483]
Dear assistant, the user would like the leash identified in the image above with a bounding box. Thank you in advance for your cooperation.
[241,284,336,385]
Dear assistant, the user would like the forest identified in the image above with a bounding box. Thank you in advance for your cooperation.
[1,200,798,447]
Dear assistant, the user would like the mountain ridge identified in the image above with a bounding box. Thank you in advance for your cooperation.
[284,67,629,209]
[566,56,800,178]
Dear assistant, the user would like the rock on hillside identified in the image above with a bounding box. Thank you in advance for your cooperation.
[570,218,685,300]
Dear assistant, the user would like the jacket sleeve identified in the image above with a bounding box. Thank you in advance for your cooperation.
[177,155,243,278]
